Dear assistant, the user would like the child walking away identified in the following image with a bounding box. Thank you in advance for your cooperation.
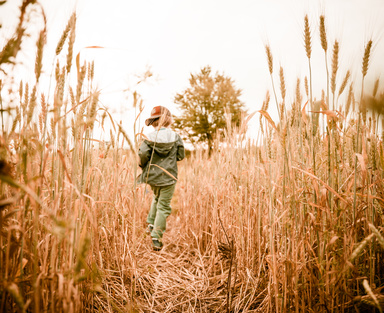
[138,106,185,251]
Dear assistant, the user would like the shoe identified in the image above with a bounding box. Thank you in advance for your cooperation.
[146,224,154,235]
[152,238,163,251]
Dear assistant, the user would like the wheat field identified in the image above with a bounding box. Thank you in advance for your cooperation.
[1,6,384,313]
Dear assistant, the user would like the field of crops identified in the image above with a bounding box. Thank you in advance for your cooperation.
[1,3,384,313]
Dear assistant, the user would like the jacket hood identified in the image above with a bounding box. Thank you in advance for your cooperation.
[144,128,178,157]
[145,140,175,157]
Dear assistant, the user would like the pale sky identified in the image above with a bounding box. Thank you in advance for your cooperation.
[1,0,384,140]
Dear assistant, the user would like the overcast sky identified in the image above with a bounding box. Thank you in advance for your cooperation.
[1,0,384,139]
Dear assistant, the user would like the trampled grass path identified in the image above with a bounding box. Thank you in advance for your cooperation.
[100,212,236,313]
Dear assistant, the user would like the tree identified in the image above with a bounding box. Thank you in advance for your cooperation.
[173,66,245,152]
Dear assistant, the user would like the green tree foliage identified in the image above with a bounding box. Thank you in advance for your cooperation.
[173,66,245,152]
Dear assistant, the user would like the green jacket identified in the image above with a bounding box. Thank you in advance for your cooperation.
[138,128,185,186]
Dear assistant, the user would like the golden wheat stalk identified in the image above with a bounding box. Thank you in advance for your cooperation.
[56,13,75,55]
[319,15,327,52]
[279,66,286,101]
[304,15,311,59]
[345,85,353,117]
[338,70,350,98]
[373,78,379,97]
[369,223,384,248]
[35,29,46,82]
[362,40,373,78]
[350,233,375,261]
[265,45,273,74]
[330,40,339,96]
[363,280,384,313]
[66,16,76,73]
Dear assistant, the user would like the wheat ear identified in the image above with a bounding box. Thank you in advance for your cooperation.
[362,40,373,78]
[304,15,311,59]
[265,45,273,74]
[319,15,327,52]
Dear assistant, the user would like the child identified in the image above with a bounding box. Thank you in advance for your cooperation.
[138,106,185,251]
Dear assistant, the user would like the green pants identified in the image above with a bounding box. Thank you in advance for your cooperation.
[147,184,176,239]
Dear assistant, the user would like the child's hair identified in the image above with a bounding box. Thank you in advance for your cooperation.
[151,115,173,128]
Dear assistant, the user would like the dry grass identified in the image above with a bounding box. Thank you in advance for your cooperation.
[1,5,384,313]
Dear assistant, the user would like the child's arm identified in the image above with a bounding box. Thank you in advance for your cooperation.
[176,136,185,161]
[138,141,151,168]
